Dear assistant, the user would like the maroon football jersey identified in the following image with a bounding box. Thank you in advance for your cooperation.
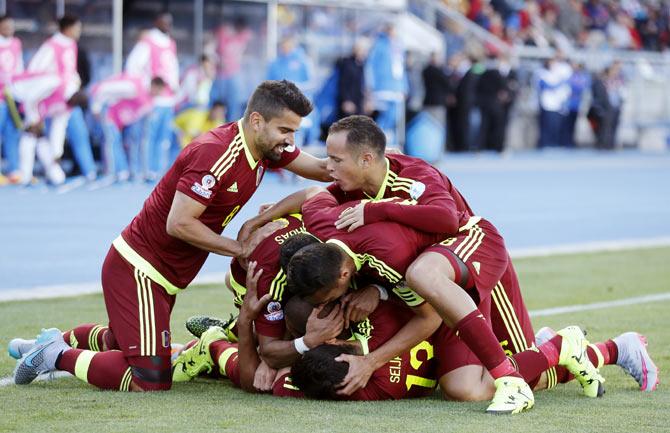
[272,301,437,400]
[119,120,300,290]
[302,192,441,306]
[229,214,307,338]
[351,302,437,400]
[327,154,474,234]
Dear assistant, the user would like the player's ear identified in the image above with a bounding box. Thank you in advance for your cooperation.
[360,150,374,168]
[249,111,264,132]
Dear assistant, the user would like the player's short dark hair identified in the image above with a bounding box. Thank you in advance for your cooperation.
[291,344,356,399]
[328,115,386,157]
[244,80,313,122]
[287,243,343,297]
[150,76,166,88]
[279,233,320,271]
[0,15,12,23]
[211,100,226,110]
[58,14,80,32]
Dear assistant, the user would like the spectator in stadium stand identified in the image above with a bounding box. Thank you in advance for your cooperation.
[90,74,165,181]
[13,14,97,185]
[422,52,451,150]
[125,11,179,181]
[607,11,640,49]
[268,35,319,146]
[174,101,227,149]
[365,22,408,146]
[637,7,662,51]
[334,38,368,121]
[454,54,485,152]
[476,51,517,152]
[561,61,590,148]
[588,62,624,150]
[210,17,251,121]
[0,15,23,185]
[536,55,572,148]
[583,0,611,32]
[556,0,587,43]
[177,54,216,113]
[444,54,466,152]
[441,17,466,59]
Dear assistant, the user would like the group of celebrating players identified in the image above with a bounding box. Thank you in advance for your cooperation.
[9,79,658,414]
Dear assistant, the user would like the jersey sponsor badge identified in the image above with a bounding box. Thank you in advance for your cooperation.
[409,181,426,200]
[226,181,238,193]
[191,174,216,199]
[264,301,284,322]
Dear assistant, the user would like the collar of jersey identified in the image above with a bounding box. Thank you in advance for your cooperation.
[365,158,391,201]
[326,239,362,271]
[237,119,259,169]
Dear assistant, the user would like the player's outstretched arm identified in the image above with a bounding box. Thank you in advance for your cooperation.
[237,186,327,243]
[284,151,332,182]
[335,302,441,395]
[167,190,243,257]
[238,262,272,392]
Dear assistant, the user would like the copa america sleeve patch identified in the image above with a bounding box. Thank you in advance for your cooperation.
[410,181,426,200]
[264,301,284,321]
[191,174,216,199]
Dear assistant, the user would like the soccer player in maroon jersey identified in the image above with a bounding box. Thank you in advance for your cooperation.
[172,220,345,391]
[277,298,437,400]
[12,80,333,392]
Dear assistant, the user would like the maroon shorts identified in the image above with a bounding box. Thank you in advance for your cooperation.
[101,245,175,358]
[433,263,534,377]
[423,217,508,304]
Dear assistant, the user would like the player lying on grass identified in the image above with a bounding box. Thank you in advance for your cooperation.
[169,260,658,400]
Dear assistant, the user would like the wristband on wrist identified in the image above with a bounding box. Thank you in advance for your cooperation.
[294,336,310,354]
[372,284,388,301]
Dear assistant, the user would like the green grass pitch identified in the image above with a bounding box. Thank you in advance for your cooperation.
[1,248,668,433]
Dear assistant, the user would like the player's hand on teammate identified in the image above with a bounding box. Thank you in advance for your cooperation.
[239,261,271,321]
[258,202,275,214]
[335,354,375,395]
[335,202,366,232]
[253,359,278,392]
[304,302,345,348]
[240,219,288,260]
[340,285,380,328]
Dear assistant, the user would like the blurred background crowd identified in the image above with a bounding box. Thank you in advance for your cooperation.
[1,0,669,187]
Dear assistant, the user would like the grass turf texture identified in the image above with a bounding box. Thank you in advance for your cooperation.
[1,247,668,433]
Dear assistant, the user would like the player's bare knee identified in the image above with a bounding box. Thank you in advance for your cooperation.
[441,382,491,402]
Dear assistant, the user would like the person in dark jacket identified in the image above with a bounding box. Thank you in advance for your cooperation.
[335,39,368,120]
[422,52,451,149]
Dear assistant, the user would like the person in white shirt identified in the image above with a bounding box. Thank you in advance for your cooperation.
[0,15,23,184]
[12,15,86,185]
[124,12,179,181]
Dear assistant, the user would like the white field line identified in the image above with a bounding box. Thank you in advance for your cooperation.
[1,237,669,303]
[529,292,670,317]
[509,237,670,258]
